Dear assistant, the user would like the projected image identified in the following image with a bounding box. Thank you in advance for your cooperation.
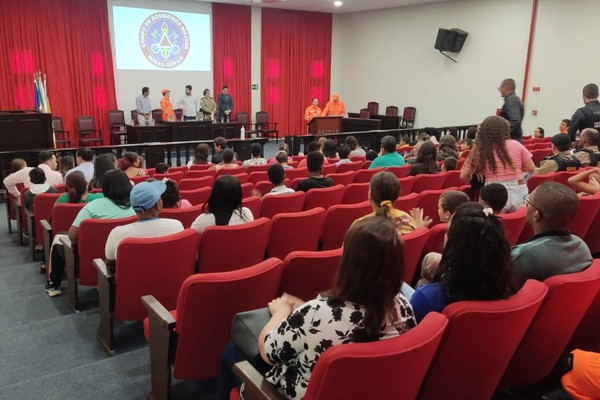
[113,6,211,71]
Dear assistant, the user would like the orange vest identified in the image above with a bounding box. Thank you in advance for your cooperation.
[304,105,321,123]
[322,100,346,116]
[161,97,175,121]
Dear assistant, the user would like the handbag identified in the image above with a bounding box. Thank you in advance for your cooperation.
[231,307,272,360]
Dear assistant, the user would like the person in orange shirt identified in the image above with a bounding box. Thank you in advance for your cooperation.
[304,98,321,124]
[559,118,570,134]
[160,89,176,121]
[321,92,346,117]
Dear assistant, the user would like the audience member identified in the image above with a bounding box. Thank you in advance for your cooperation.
[154,162,169,174]
[66,147,95,182]
[447,127,458,139]
[442,157,457,172]
[409,142,439,176]
[268,143,293,165]
[297,141,321,169]
[369,135,405,169]
[345,135,365,157]
[568,167,600,195]
[296,152,334,192]
[573,128,600,167]
[275,151,293,169]
[191,175,253,234]
[499,78,524,141]
[23,167,58,213]
[56,171,103,204]
[406,131,430,158]
[397,135,411,149]
[561,349,600,399]
[104,180,184,262]
[365,150,379,161]
[59,156,75,177]
[559,119,570,135]
[533,127,545,138]
[263,164,295,197]
[161,179,193,209]
[335,147,352,166]
[213,149,239,170]
[322,139,339,159]
[479,183,508,214]
[212,136,228,164]
[36,150,63,186]
[568,83,600,142]
[243,143,267,167]
[466,126,478,140]
[118,151,148,178]
[410,202,517,322]
[458,138,473,154]
[437,135,460,161]
[188,143,210,166]
[4,152,62,200]
[512,182,592,287]
[87,153,116,191]
[534,134,580,174]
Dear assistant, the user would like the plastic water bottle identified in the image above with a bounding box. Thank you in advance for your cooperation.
[240,126,246,140]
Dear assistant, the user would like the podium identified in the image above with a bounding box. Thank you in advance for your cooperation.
[307,116,342,135]
[0,110,52,151]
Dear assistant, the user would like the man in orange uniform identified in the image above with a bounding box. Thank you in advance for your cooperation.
[321,92,346,117]
[304,98,321,124]
[160,89,176,121]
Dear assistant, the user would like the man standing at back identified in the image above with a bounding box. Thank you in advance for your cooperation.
[217,85,234,123]
[135,86,152,126]
[179,85,199,121]
[568,83,600,142]
[369,135,405,169]
[65,147,94,183]
[499,78,524,141]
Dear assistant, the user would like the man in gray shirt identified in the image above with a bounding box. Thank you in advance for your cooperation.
[499,78,524,142]
[179,84,199,120]
[135,86,152,125]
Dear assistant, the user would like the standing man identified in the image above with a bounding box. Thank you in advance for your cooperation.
[217,85,234,123]
[499,78,524,141]
[321,93,346,117]
[160,89,176,121]
[568,83,600,142]
[200,88,217,121]
[304,98,321,124]
[135,86,152,126]
[179,85,199,121]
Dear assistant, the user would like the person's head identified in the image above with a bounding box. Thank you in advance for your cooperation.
[366,150,379,161]
[499,78,516,97]
[459,138,474,151]
[466,126,478,140]
[102,169,132,208]
[442,157,458,172]
[323,140,338,158]
[380,135,397,154]
[142,86,149,96]
[29,167,46,185]
[185,85,192,95]
[415,141,438,173]
[222,85,229,95]
[222,148,235,164]
[579,128,600,148]
[10,158,26,172]
[369,171,400,215]
[155,162,169,174]
[38,151,58,170]
[447,128,458,139]
[582,83,599,103]
[326,215,405,342]
[435,202,516,303]
[59,156,75,176]
[130,180,166,218]
[214,136,227,153]
[534,127,545,138]
[331,92,340,102]
[277,142,290,154]
[65,171,87,203]
[417,131,430,142]
[318,136,327,151]
[311,97,319,106]
[338,147,350,160]
[203,88,211,97]
[345,135,359,151]
[473,116,514,176]
[194,143,210,164]
[204,175,243,225]
[268,163,286,186]
[526,181,579,234]
[305,141,321,154]
[560,119,571,132]
[306,151,325,174]
[76,147,93,164]
[161,88,170,98]
[275,150,288,165]
[438,190,469,223]
[551,133,572,154]
[160,179,181,209]
[439,135,457,153]
[90,153,116,188]
[479,183,509,214]
[399,135,410,146]
[117,151,140,171]
[250,142,263,158]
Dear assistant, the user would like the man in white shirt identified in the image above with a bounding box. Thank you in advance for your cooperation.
[65,147,94,183]
[3,151,62,199]
[263,164,295,197]
[135,86,152,126]
[104,180,184,262]
[179,84,199,121]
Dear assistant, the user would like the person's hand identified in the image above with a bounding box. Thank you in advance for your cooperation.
[589,175,600,190]
[281,293,305,310]
[410,207,433,228]
[268,297,293,316]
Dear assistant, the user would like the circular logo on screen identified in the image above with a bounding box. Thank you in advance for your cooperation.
[139,12,190,69]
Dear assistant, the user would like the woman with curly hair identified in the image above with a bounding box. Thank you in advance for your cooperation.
[117,151,148,179]
[410,202,517,322]
[460,116,534,211]
[437,135,460,161]
[409,141,440,176]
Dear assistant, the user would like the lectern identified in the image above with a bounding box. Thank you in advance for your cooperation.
[0,110,52,151]
[307,116,342,135]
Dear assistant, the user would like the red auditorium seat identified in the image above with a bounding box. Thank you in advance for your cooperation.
[568,284,600,353]
[241,196,261,219]
[394,192,419,213]
[159,204,203,227]
[129,176,147,185]
[178,176,214,191]
[526,172,554,193]
[279,248,342,300]
[248,171,268,185]
[179,187,211,207]
[361,161,372,169]
[284,167,308,181]
[245,164,271,174]
[442,170,463,189]
[216,166,245,178]
[241,182,255,198]
[326,171,355,186]
[28,193,61,259]
[335,161,362,173]
[423,223,448,255]
[184,169,216,179]
[267,208,326,260]
[342,182,370,204]
[153,171,185,183]
[188,163,215,171]
[354,167,382,183]
[398,176,415,194]
[498,207,527,247]
[259,191,305,219]
[303,185,345,210]
[417,189,455,226]
[40,203,86,272]
[322,163,336,175]
[168,166,188,174]
[386,165,411,178]
[569,191,600,238]
[401,227,429,284]
[320,201,372,250]
[412,173,446,194]
[530,149,552,166]
[553,170,579,189]
[254,181,274,196]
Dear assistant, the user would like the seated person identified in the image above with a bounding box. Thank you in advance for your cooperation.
[243,143,267,168]
[573,128,600,167]
[534,134,580,174]
[322,139,339,160]
[296,152,334,192]
[345,135,365,157]
[406,131,430,158]
[297,141,322,169]
[512,182,592,287]
[263,164,295,197]
[410,202,517,322]
[533,127,545,138]
[160,179,192,209]
[458,138,473,155]
[104,180,184,263]
[211,136,228,165]
[268,143,293,165]
[409,142,439,176]
[154,162,169,174]
[87,154,116,191]
[56,171,103,204]
[187,143,210,167]
[397,135,411,149]
[437,135,460,161]
[568,167,600,195]
[479,183,508,215]
[118,151,148,178]
[2,158,31,199]
[275,151,293,169]
[559,119,570,134]
[23,167,58,213]
[466,126,478,140]
[561,349,600,399]
[335,147,352,166]
[369,135,405,169]
[365,150,379,161]
[191,175,254,234]
[441,157,457,172]
[212,149,239,171]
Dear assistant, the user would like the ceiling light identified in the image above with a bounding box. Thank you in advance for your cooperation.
[334,1,343,6]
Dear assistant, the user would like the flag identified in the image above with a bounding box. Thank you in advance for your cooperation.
[33,71,50,113]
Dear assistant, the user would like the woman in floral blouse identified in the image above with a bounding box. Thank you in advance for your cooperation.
[256,215,417,400]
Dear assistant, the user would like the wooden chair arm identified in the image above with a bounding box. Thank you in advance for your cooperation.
[41,219,53,272]
[94,258,114,280]
[233,361,284,400]
[40,219,52,233]
[141,295,176,329]
[95,257,115,354]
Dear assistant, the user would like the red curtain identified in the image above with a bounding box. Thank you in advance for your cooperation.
[261,9,332,136]
[0,0,117,147]
[212,3,251,122]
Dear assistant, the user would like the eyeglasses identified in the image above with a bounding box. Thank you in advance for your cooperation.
[523,194,542,216]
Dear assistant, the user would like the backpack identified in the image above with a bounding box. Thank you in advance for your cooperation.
[549,155,581,172]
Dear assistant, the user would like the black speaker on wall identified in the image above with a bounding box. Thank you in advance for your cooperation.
[434,28,468,52]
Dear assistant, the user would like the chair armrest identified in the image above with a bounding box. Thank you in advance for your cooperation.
[233,361,284,400]
[94,258,114,280]
[141,295,176,329]
[41,219,52,267]
[40,219,52,234]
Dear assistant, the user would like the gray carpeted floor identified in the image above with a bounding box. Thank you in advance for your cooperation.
[0,208,217,399]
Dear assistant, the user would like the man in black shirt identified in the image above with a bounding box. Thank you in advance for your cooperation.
[568,83,600,142]
[499,78,524,141]
[296,152,334,192]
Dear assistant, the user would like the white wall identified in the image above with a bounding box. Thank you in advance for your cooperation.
[250,7,262,122]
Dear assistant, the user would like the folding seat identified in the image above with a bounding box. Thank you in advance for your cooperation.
[320,201,372,250]
[322,163,337,175]
[349,155,365,162]
[197,218,271,273]
[526,172,555,193]
[146,168,156,177]
[418,280,547,400]
[326,171,355,186]
[178,188,211,207]
[395,192,419,213]
[412,173,446,194]
[245,164,271,174]
[241,182,255,198]
[386,165,411,178]
[216,166,245,178]
[188,163,215,171]
[178,176,214,191]
[342,182,369,204]
[530,149,552,166]
[142,258,283,400]
[398,175,415,194]
[254,181,274,196]
[248,171,268,185]
[290,177,303,190]
[422,223,448,255]
[153,171,185,184]
[62,215,137,311]
[231,173,249,184]
[291,155,306,162]
[95,228,200,353]
[554,170,579,189]
[498,207,527,246]
[27,193,61,260]
[568,191,600,238]
[234,312,448,400]
[304,185,345,210]
[417,189,454,226]
[584,207,600,254]
[442,170,463,189]
[159,204,204,227]
[401,227,429,284]
[284,167,308,181]
[129,176,147,185]
[241,196,261,219]
[361,161,372,169]
[259,191,305,219]
[184,169,216,179]
[335,161,362,173]
[168,166,188,174]
[267,208,326,260]
[41,203,85,272]
[354,167,383,183]
[500,261,600,390]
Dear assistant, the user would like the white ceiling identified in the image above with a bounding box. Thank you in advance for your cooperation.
[198,0,453,14]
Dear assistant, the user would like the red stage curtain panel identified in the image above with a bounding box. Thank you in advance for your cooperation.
[0,0,117,147]
[212,3,251,122]
[261,9,332,137]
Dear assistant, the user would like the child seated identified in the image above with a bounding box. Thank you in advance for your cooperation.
[479,183,509,214]
[154,162,169,174]
[335,147,352,166]
[441,157,457,172]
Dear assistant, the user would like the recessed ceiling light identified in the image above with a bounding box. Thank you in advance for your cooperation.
[334,1,343,6]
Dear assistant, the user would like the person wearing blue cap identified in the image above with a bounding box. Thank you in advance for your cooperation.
[104,180,184,263]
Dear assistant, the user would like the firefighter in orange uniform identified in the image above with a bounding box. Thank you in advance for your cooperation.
[321,92,346,117]
[304,98,321,124]
[160,88,176,121]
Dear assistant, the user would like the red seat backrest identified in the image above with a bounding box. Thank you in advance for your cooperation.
[321,201,372,250]
[442,170,463,189]
[322,164,337,175]
[419,280,548,400]
[178,176,214,191]
[395,192,419,213]
[398,176,415,195]
[386,165,411,179]
[304,185,345,211]
[342,183,370,204]
[114,229,199,321]
[168,166,188,174]
[216,166,245,178]
[568,191,600,238]
[553,170,579,189]
[417,189,454,226]
[336,161,362,173]
[531,149,552,166]
[172,258,283,380]
[584,206,600,254]
[284,167,309,181]
[259,191,305,219]
[526,172,555,193]
[326,171,355,186]
[267,208,326,260]
[51,203,86,233]
[129,176,147,185]
[185,169,217,179]
[240,182,255,198]
[498,207,527,246]
[354,168,382,183]
[159,204,204,227]
[153,171,185,183]
[178,188,211,207]
[197,218,271,273]
[231,173,249,184]
[32,193,61,242]
[304,313,448,400]
[245,164,271,174]
[412,173,446,194]
[241,196,261,219]
[188,163,214,171]
[401,227,429,284]
[279,248,343,301]
[248,171,269,185]
[423,223,448,255]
